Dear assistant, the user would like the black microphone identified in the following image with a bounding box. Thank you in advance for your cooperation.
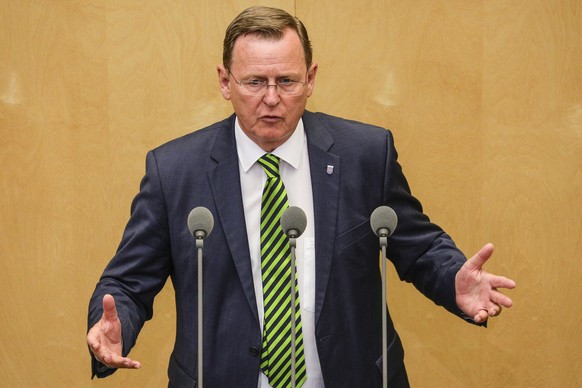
[370,205,398,240]
[370,205,398,388]
[281,206,307,240]
[188,207,214,242]
[187,206,213,388]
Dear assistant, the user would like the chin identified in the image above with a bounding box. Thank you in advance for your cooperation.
[256,126,289,139]
[255,133,292,151]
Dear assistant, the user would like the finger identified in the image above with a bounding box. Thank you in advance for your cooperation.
[473,309,489,324]
[87,332,101,354]
[487,305,502,317]
[467,243,495,269]
[87,328,110,359]
[489,275,517,290]
[102,294,118,322]
[491,289,514,308]
[87,325,106,354]
[101,352,142,370]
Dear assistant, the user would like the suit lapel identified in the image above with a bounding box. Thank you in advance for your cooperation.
[207,117,259,325]
[303,112,340,326]
[206,112,340,328]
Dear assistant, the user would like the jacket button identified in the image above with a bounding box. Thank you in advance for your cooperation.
[249,346,260,357]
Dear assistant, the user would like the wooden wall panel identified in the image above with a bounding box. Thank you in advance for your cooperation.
[481,1,582,386]
[301,1,582,386]
[1,1,111,386]
[0,0,580,386]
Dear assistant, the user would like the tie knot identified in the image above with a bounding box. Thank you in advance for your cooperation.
[258,154,281,179]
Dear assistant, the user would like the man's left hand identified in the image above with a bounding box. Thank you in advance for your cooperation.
[455,243,516,323]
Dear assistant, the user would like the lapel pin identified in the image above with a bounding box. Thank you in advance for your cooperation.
[326,165,334,175]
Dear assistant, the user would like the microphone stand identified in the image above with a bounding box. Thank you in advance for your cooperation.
[187,206,214,388]
[196,232,205,388]
[370,205,397,388]
[379,230,389,388]
[288,228,299,388]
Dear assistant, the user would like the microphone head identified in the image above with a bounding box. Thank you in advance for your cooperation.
[281,206,307,238]
[187,207,214,237]
[370,206,398,237]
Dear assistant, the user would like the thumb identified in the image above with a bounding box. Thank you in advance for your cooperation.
[102,294,119,322]
[467,243,495,269]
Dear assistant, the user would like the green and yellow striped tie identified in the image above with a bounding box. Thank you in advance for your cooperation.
[258,153,306,388]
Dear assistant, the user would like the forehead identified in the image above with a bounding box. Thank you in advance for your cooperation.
[230,29,306,74]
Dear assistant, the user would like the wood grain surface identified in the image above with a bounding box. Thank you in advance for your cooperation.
[1,1,580,386]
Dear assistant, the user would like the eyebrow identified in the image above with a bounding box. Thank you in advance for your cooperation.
[241,72,303,80]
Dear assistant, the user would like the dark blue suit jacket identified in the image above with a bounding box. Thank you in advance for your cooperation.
[89,111,469,387]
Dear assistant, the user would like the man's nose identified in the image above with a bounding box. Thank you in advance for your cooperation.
[262,85,281,105]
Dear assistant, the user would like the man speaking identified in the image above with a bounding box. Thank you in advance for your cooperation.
[87,6,515,387]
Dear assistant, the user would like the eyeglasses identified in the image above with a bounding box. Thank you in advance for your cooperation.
[228,70,308,96]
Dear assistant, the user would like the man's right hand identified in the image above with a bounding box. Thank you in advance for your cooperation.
[87,294,141,370]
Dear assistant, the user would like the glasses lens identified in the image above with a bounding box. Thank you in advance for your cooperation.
[278,81,304,95]
[241,82,265,95]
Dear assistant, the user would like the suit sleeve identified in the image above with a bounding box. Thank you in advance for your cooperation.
[382,130,475,321]
[87,150,174,377]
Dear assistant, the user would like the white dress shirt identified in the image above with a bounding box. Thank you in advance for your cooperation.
[235,117,324,388]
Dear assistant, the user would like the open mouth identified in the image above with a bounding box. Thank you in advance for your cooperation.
[260,115,282,122]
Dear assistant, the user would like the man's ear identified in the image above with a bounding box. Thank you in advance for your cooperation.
[306,62,318,97]
[217,65,231,100]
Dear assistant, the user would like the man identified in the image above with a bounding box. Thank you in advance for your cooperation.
[87,6,515,387]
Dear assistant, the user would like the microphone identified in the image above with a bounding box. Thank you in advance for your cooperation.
[188,207,214,245]
[187,206,214,388]
[281,206,307,241]
[188,206,214,237]
[370,206,398,388]
[280,206,307,388]
[370,205,398,241]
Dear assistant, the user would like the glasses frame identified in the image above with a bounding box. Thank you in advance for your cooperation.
[227,70,308,96]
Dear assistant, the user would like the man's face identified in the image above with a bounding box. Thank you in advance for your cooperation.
[218,28,318,152]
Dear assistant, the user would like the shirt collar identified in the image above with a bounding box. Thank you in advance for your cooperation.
[235,116,305,172]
